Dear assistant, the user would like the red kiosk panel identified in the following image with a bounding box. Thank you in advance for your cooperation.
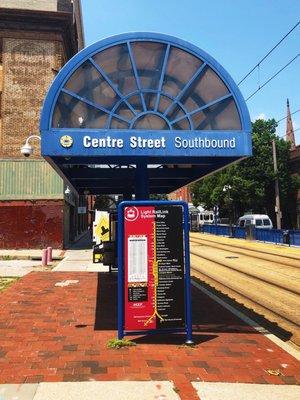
[124,205,185,331]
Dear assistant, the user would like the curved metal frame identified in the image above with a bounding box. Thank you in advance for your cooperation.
[40,32,251,134]
[129,111,172,130]
[109,89,194,129]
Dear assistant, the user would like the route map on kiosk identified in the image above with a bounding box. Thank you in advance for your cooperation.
[124,205,185,331]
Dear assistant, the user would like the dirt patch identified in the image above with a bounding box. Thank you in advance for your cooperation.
[31,260,60,272]
[0,277,20,292]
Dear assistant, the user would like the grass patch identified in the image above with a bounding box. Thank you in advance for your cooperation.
[107,338,136,349]
[0,255,14,261]
[179,342,198,349]
[0,277,19,292]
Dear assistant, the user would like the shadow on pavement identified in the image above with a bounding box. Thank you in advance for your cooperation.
[133,333,218,345]
[93,272,261,339]
[94,272,118,330]
[67,230,93,250]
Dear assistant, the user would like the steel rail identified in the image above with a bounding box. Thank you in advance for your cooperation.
[190,245,300,296]
[189,241,300,344]
[190,235,300,266]
[190,265,300,344]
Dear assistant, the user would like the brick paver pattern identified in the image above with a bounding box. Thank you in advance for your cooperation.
[0,272,299,400]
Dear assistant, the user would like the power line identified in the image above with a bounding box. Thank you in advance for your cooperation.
[238,20,300,85]
[276,108,300,123]
[245,54,299,101]
[278,127,300,138]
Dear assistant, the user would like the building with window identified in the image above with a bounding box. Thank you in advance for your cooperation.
[289,146,300,228]
[0,0,88,248]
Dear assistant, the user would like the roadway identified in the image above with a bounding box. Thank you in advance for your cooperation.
[189,232,300,346]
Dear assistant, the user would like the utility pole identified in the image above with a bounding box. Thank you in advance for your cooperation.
[272,139,281,229]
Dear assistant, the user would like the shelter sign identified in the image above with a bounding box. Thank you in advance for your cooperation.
[40,33,252,197]
[118,201,192,341]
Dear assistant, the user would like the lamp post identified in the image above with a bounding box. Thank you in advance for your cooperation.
[272,139,282,230]
[223,185,233,236]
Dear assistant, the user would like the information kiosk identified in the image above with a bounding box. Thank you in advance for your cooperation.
[118,201,192,342]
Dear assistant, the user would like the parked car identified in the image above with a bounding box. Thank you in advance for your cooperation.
[237,214,273,229]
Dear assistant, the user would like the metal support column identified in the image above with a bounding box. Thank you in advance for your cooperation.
[122,191,132,201]
[135,163,149,200]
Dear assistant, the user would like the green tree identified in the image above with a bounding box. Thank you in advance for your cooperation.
[191,119,299,228]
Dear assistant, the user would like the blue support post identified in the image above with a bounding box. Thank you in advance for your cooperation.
[183,202,193,344]
[123,191,132,201]
[135,164,149,200]
[117,203,124,340]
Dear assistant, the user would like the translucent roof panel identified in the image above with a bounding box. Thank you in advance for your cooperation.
[181,66,230,112]
[92,44,137,95]
[133,114,169,130]
[191,97,241,130]
[50,38,245,131]
[52,92,108,129]
[162,46,203,98]
[131,42,167,90]
[64,61,119,111]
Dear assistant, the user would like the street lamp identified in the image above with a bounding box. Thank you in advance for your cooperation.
[223,185,233,237]
[20,135,41,157]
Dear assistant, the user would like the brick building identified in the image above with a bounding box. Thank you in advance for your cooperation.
[168,185,192,203]
[286,99,300,228]
[0,0,89,248]
[289,146,300,228]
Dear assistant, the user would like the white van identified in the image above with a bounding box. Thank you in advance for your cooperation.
[237,214,273,229]
[198,210,214,225]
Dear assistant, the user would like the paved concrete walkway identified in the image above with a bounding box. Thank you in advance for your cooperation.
[52,232,108,272]
[0,381,180,400]
[0,259,45,277]
[1,381,299,400]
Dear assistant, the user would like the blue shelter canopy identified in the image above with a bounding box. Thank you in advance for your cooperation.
[40,32,251,197]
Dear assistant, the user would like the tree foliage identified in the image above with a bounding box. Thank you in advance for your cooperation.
[191,119,299,227]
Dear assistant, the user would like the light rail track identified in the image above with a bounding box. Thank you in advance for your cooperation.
[189,233,300,345]
[190,234,300,267]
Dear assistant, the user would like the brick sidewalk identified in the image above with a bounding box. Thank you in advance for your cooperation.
[0,272,299,399]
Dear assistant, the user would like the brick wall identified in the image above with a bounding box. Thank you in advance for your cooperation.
[0,200,64,249]
[0,1,59,12]
[0,38,63,158]
[168,186,192,202]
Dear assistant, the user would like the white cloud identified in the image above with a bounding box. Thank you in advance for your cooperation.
[254,113,266,121]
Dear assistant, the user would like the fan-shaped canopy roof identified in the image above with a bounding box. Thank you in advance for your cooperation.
[40,32,251,196]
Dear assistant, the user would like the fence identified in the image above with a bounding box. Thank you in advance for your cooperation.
[201,224,300,246]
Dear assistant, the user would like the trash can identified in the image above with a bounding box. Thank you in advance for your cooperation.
[102,240,116,265]
[93,244,104,263]
[282,230,290,245]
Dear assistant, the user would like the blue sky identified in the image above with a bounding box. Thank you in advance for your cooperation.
[81,0,300,144]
